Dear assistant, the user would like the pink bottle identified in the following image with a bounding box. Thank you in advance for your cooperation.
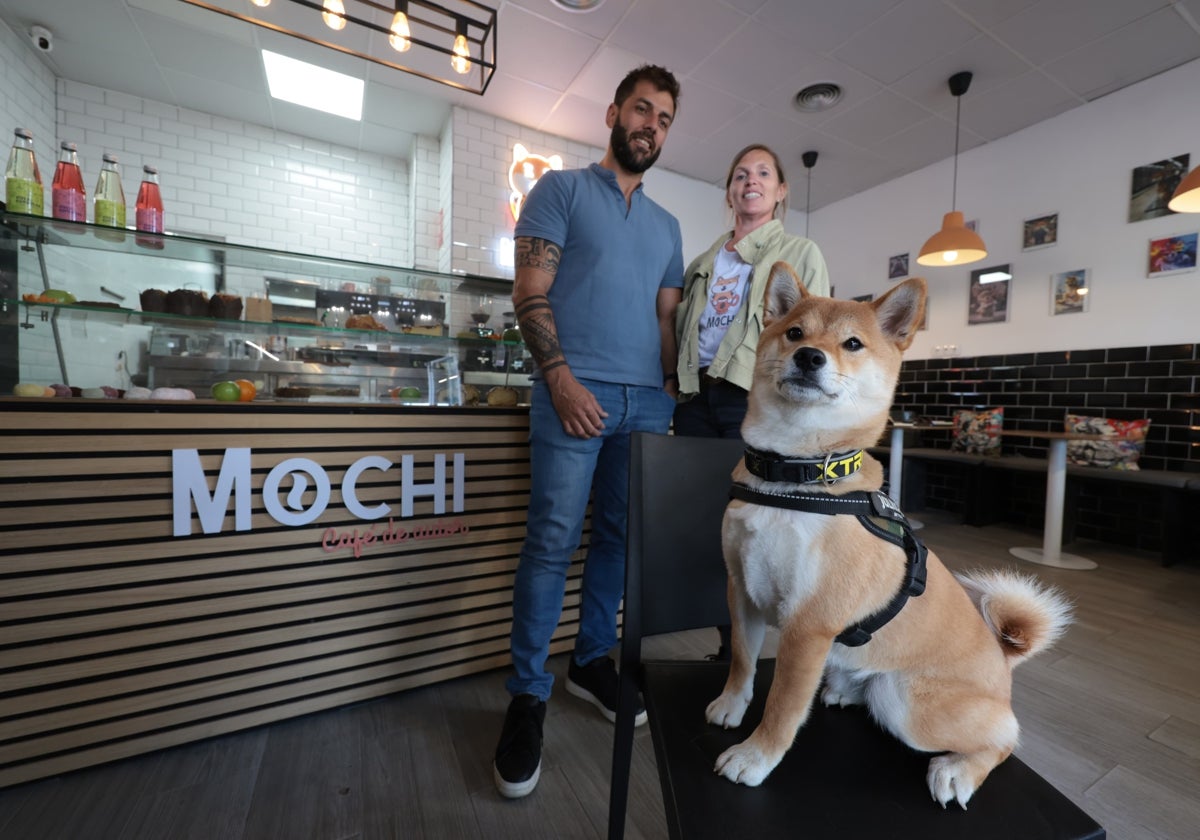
[135,165,164,233]
[51,141,87,222]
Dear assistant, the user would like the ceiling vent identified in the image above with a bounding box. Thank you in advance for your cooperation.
[551,0,606,10]
[793,82,843,113]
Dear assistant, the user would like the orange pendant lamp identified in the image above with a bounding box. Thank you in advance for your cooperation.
[1168,164,1200,213]
[918,71,987,267]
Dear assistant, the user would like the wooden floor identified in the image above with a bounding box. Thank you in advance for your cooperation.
[1,513,1198,840]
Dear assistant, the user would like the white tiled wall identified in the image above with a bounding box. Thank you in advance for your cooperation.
[448,106,602,282]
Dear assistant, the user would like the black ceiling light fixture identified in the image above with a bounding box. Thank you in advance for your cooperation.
[178,0,498,95]
[802,150,818,238]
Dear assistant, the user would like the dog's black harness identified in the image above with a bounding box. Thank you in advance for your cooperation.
[730,448,928,647]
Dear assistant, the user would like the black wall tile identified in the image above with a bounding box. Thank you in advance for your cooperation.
[1148,343,1195,360]
[1068,349,1106,362]
[1108,346,1148,362]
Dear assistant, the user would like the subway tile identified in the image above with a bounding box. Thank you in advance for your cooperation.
[1067,348,1106,362]
[1105,378,1146,393]
[1069,378,1105,391]
[1085,394,1126,408]
[1019,364,1053,378]
[1107,346,1148,362]
[1037,378,1069,392]
[1148,343,1196,360]
[1128,361,1172,376]
[1019,393,1051,406]
[1035,350,1070,364]
[1171,359,1200,377]
[1088,362,1126,377]
[1004,353,1036,366]
[1051,363,1087,379]
[1169,393,1200,410]
[1127,393,1171,409]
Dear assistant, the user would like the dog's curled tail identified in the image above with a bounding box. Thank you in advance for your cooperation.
[954,569,1073,664]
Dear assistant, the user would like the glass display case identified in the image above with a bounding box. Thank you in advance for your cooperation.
[1,213,530,405]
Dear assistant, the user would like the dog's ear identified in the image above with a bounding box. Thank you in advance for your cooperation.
[873,277,927,350]
[763,261,805,326]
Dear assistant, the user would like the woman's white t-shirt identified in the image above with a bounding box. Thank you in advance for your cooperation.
[696,241,752,368]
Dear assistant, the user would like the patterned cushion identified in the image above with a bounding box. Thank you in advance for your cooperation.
[1065,414,1150,470]
[951,407,1003,455]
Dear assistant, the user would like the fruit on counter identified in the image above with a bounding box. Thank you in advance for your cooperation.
[150,387,196,400]
[13,383,53,397]
[235,379,257,401]
[22,290,77,304]
[211,381,242,402]
[486,386,519,407]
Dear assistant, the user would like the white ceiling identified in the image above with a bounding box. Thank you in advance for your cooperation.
[3,0,1200,210]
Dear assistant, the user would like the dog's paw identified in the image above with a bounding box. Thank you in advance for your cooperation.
[706,692,750,729]
[714,741,777,787]
[820,683,864,708]
[926,754,978,810]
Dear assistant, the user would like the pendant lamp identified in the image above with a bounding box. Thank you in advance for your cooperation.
[917,72,987,267]
[802,150,818,238]
[1168,164,1200,213]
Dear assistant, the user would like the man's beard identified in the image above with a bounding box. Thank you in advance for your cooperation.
[610,121,660,174]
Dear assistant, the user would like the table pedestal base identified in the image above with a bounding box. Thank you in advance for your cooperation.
[1009,547,1097,570]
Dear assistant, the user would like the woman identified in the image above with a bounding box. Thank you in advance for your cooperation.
[674,143,830,438]
[674,143,830,660]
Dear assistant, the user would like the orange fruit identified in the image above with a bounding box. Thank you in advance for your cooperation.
[235,379,256,401]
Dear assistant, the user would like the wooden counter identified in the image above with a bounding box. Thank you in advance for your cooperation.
[0,399,582,788]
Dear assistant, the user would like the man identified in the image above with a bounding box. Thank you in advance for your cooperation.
[493,64,684,799]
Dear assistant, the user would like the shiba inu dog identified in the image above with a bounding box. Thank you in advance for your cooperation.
[707,262,1072,808]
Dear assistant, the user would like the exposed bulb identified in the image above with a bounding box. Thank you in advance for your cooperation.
[322,0,347,30]
[942,251,957,263]
[451,33,471,74]
[389,10,411,52]
[250,0,271,7]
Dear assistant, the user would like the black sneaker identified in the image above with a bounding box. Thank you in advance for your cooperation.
[493,693,545,799]
[565,656,647,727]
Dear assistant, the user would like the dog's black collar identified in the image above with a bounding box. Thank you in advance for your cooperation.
[743,446,864,485]
[728,483,928,647]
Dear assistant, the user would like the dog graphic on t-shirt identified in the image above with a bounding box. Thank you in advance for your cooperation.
[710,273,741,317]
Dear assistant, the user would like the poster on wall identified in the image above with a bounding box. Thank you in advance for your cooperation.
[1147,232,1198,278]
[1128,154,1189,223]
[967,264,1010,325]
[887,253,909,280]
[1022,213,1058,250]
[1050,269,1089,315]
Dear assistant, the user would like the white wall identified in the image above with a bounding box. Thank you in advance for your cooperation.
[811,58,1200,361]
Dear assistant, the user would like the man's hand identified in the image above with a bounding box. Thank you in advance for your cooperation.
[548,372,607,438]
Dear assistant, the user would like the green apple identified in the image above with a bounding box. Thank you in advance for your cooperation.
[211,381,241,401]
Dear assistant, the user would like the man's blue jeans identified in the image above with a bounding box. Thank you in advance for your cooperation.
[506,377,676,700]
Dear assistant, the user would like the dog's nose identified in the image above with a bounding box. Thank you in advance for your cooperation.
[793,346,826,372]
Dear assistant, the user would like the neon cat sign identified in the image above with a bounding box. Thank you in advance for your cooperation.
[509,143,562,221]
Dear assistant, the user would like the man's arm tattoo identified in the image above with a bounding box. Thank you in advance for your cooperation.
[514,293,565,370]
[515,237,562,274]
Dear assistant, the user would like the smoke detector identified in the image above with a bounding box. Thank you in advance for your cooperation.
[793,82,843,113]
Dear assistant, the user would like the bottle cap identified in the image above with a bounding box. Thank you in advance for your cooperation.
[60,141,77,151]
[15,128,32,140]
[102,153,119,163]
[143,165,157,175]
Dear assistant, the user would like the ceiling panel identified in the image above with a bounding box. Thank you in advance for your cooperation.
[0,0,1197,210]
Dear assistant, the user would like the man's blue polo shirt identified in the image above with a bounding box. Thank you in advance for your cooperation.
[515,163,684,388]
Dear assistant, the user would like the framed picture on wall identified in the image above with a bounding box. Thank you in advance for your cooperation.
[1050,269,1089,315]
[967,264,1011,325]
[1147,232,1198,278]
[1129,154,1189,222]
[1022,213,1058,250]
[851,293,874,303]
[887,253,909,280]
